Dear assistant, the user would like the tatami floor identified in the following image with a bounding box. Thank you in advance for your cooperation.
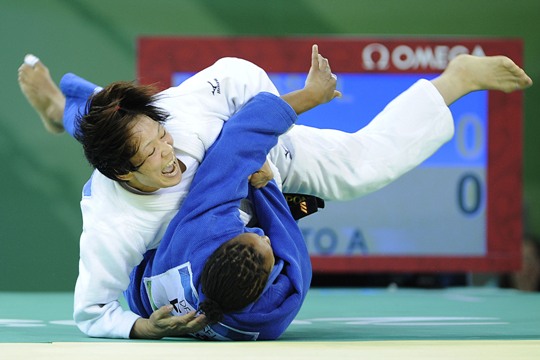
[1,287,539,359]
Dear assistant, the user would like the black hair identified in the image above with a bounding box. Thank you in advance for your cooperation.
[75,81,169,181]
[199,238,271,323]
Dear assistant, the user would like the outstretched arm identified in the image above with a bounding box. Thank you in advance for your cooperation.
[249,44,341,188]
[251,44,339,195]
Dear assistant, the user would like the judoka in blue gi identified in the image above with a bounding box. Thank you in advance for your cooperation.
[124,91,311,340]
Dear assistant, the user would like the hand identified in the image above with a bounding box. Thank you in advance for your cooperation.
[279,44,342,114]
[248,160,274,189]
[304,44,342,105]
[130,305,208,339]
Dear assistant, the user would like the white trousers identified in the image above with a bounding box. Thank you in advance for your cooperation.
[269,79,454,201]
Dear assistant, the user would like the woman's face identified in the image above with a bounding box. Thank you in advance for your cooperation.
[119,115,185,192]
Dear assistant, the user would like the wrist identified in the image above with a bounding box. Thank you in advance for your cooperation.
[130,318,162,339]
[281,88,318,115]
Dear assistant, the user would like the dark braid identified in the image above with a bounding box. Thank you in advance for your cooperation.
[75,81,169,181]
[199,238,270,323]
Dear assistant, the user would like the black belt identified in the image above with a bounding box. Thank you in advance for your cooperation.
[283,193,325,221]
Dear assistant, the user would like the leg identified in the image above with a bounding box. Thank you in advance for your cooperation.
[431,54,533,105]
[272,55,533,201]
[18,55,66,134]
[272,79,454,201]
[59,73,103,138]
[18,54,103,139]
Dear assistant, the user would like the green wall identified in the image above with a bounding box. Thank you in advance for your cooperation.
[1,0,539,291]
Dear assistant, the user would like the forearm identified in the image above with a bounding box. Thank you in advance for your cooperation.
[74,300,140,338]
[280,88,320,115]
[130,317,161,339]
[75,222,147,338]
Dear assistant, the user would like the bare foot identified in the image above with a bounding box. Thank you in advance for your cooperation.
[18,55,66,134]
[432,54,533,105]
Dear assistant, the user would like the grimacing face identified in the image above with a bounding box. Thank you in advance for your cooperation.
[117,115,185,192]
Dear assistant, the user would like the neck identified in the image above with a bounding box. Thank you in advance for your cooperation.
[120,181,158,194]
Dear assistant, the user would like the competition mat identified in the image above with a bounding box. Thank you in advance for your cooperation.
[1,287,539,359]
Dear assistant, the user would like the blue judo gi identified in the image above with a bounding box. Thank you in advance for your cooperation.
[124,92,312,340]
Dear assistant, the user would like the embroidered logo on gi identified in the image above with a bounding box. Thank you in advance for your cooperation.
[208,78,221,95]
[284,193,325,220]
[300,201,308,214]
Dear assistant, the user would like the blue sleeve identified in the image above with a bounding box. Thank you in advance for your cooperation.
[175,92,296,223]
[59,73,102,138]
[152,92,297,275]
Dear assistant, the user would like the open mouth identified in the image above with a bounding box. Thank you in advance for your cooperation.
[162,158,179,177]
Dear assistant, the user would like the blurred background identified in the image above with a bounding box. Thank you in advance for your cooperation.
[1,0,539,291]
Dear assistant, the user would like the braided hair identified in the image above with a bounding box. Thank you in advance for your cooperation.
[75,81,169,181]
[199,236,271,323]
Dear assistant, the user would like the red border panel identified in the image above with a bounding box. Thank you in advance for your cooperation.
[138,36,523,272]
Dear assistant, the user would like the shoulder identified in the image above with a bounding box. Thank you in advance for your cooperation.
[213,57,266,76]
[213,57,260,68]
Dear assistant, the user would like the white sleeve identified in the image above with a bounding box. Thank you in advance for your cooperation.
[157,57,280,163]
[270,79,454,200]
[74,205,147,338]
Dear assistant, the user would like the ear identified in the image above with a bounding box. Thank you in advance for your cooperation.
[116,172,134,182]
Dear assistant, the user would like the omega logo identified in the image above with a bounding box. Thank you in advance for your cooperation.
[362,43,486,71]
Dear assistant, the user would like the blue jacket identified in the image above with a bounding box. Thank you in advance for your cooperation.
[125,92,312,340]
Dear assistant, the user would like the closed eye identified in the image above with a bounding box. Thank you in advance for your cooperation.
[148,125,166,158]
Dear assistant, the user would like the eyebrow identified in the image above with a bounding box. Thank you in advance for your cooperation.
[140,123,162,152]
